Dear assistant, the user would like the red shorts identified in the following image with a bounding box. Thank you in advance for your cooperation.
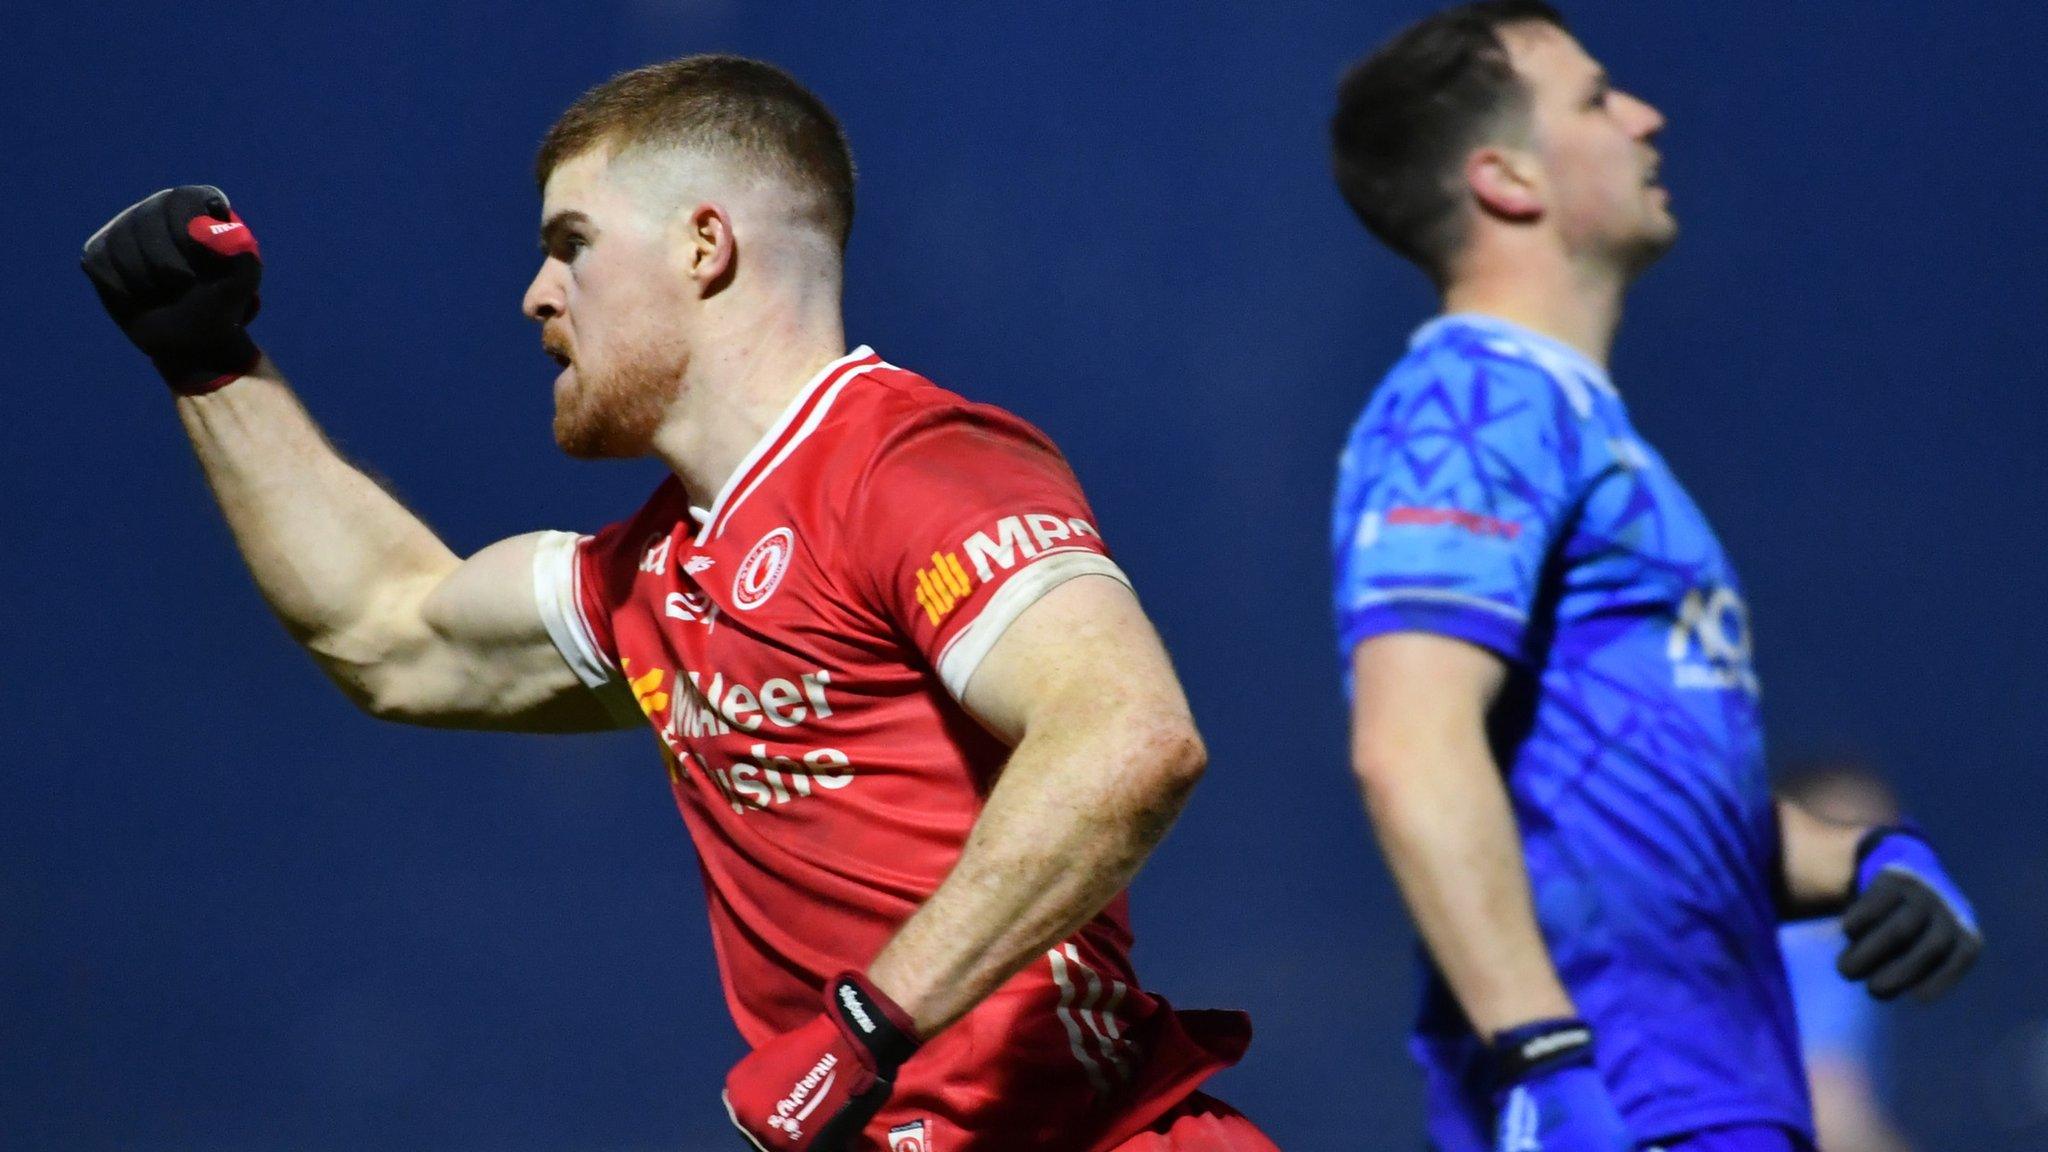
[1108,1093,1282,1151]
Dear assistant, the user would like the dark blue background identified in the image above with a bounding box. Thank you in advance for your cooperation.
[9,3,2044,1148]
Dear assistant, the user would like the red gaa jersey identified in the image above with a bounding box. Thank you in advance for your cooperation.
[532,346,1250,1150]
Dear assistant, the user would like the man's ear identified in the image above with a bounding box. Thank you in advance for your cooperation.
[677,202,736,293]
[1465,145,1543,222]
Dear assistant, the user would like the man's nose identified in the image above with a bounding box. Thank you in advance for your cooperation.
[1623,91,1666,139]
[523,261,563,322]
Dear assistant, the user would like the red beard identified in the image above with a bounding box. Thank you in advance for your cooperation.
[553,346,685,459]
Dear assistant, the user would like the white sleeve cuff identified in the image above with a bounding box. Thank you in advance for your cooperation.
[933,551,1133,701]
[532,531,640,724]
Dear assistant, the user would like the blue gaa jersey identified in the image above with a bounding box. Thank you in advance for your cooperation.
[1332,314,1809,1147]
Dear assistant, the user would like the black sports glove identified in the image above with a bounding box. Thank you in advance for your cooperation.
[1837,824,1981,1001]
[81,185,263,393]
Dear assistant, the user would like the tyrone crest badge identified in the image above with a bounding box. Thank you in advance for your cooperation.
[733,527,795,611]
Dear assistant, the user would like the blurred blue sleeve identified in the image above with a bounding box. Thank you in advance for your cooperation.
[1779,920,1880,1063]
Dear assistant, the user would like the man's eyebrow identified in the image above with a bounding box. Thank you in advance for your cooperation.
[539,210,592,250]
[1587,69,1611,96]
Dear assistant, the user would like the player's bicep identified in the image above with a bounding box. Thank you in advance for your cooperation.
[381,531,636,732]
[1349,631,1506,782]
[959,574,1195,752]
[418,532,563,649]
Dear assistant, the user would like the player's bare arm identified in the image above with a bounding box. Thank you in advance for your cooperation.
[1347,631,1574,1038]
[84,188,627,734]
[864,573,1207,1036]
[1774,797,1867,917]
[177,359,623,732]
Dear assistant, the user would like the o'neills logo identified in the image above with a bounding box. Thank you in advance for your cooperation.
[734,527,795,612]
[1517,1026,1590,1062]
[765,1052,837,1137]
[838,983,877,1034]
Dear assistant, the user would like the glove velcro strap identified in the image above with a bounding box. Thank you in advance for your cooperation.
[1854,821,1927,868]
[1852,821,1931,896]
[826,972,921,1074]
[1490,1017,1596,1086]
[156,338,262,396]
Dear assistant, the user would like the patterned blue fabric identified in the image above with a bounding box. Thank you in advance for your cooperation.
[1333,315,1811,1146]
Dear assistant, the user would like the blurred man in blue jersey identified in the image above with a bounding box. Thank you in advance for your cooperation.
[1324,5,1981,1152]
[1776,758,1917,1152]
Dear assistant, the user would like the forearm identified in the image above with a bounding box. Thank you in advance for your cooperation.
[1359,749,1573,1037]
[866,716,1203,1036]
[1776,797,1867,918]
[175,358,460,680]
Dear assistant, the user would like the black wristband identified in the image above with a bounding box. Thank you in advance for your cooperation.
[827,972,921,1073]
[1490,1017,1596,1086]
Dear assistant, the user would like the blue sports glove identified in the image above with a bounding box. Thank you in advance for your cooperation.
[1490,1018,1632,1152]
[1837,824,1981,1001]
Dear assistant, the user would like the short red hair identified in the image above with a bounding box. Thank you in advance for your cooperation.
[536,55,856,250]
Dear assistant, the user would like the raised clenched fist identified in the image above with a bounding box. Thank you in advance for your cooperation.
[82,185,264,393]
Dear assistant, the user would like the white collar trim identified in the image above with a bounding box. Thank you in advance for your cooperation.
[692,345,881,544]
